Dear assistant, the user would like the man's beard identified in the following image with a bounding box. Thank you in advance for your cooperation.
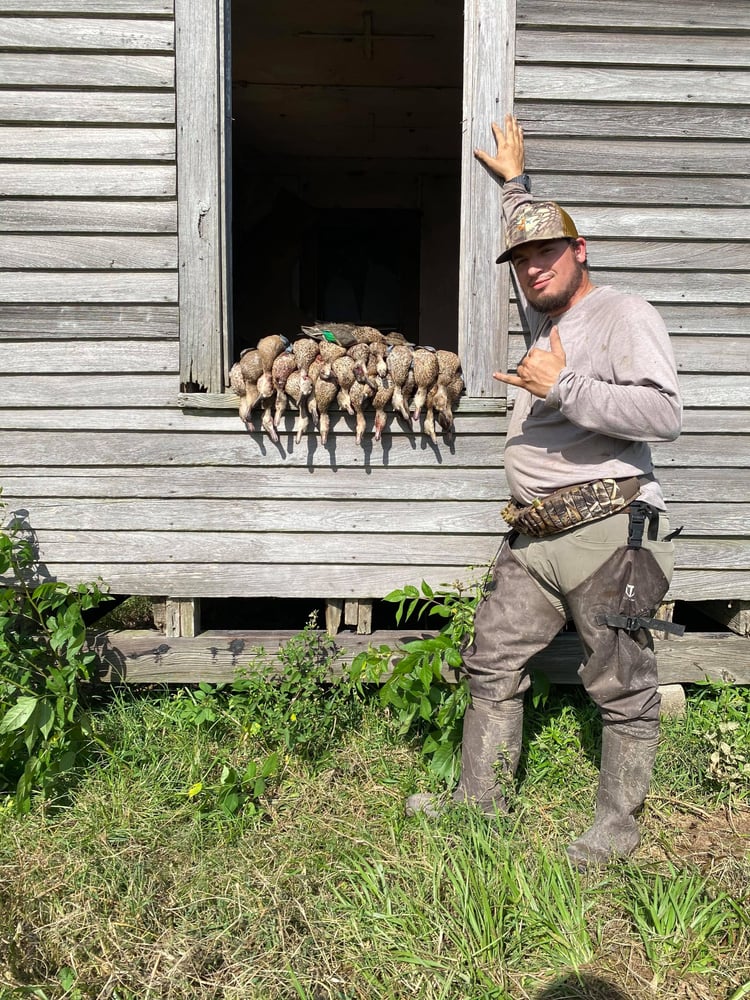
[525,261,587,314]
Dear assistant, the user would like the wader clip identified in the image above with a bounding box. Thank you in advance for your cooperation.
[595,612,686,637]
[627,501,660,550]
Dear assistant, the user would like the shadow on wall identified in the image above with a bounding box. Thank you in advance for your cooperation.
[534,975,632,1000]
[2,508,54,587]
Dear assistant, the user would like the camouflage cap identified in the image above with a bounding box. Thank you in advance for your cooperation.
[496,200,579,264]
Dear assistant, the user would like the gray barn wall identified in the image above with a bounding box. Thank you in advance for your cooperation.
[1,0,748,610]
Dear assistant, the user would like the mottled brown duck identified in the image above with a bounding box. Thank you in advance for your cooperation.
[410,347,439,423]
[386,344,413,420]
[372,373,395,442]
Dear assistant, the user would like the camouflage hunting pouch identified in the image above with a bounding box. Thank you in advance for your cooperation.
[501,477,641,539]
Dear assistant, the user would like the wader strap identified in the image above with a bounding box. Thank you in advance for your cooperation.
[595,612,686,637]
[627,501,660,550]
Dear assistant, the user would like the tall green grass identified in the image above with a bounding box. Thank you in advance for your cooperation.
[0,670,747,1000]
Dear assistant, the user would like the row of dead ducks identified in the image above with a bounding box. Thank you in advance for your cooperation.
[228,324,465,445]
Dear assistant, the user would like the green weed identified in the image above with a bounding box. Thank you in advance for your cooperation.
[0,494,112,814]
[349,577,485,783]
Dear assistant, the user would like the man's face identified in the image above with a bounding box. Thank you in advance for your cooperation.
[511,238,588,315]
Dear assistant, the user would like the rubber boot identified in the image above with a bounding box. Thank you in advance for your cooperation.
[404,695,524,818]
[566,719,659,868]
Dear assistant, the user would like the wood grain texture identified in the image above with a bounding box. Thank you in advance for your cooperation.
[0,200,177,233]
[0,164,175,197]
[0,127,175,160]
[0,91,175,124]
[4,562,748,601]
[517,101,750,140]
[175,0,226,392]
[517,30,750,67]
[0,466,741,503]
[525,137,749,175]
[533,175,749,206]
[0,305,178,338]
[0,426,745,468]
[0,1,171,11]
[0,273,177,304]
[0,236,177,270]
[0,403,746,435]
[89,629,750,686]
[458,0,514,398]
[2,340,177,373]
[5,499,746,538]
[0,17,173,50]
[516,0,750,31]
[0,53,174,87]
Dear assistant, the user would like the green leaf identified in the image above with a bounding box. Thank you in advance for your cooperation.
[0,695,39,734]
[383,590,405,603]
[420,580,434,598]
[403,585,419,598]
[444,648,463,669]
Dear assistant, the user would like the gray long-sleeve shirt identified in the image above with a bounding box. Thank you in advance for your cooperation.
[502,183,682,510]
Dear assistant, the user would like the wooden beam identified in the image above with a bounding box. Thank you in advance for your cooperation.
[164,597,201,638]
[90,628,750,687]
[325,598,343,635]
[175,0,227,392]
[458,0,515,398]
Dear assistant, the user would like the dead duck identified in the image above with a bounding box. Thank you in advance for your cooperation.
[410,347,439,424]
[331,355,356,415]
[301,322,359,347]
[423,383,440,444]
[315,367,339,445]
[292,336,320,387]
[272,348,299,432]
[349,378,375,446]
[307,354,327,429]
[372,373,394,442]
[318,339,347,366]
[347,342,378,389]
[238,348,265,429]
[229,361,253,427]
[285,368,313,444]
[256,334,289,373]
[368,339,389,378]
[435,372,465,436]
[386,344,413,420]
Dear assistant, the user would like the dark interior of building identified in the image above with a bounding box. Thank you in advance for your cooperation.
[230,1,464,355]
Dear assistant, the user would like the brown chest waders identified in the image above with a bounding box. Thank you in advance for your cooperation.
[405,538,566,818]
[565,501,684,866]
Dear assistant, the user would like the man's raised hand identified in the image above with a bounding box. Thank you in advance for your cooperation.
[473,114,525,181]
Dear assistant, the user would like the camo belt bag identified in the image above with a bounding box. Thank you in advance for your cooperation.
[501,477,641,538]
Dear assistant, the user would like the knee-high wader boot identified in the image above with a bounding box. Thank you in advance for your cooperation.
[564,545,670,865]
[405,541,565,818]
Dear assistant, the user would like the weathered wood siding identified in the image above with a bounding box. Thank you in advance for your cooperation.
[1,0,749,609]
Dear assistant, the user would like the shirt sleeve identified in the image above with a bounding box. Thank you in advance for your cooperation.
[545,300,682,443]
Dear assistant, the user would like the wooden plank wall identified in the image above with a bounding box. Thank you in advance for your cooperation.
[511,0,750,602]
[1,0,749,611]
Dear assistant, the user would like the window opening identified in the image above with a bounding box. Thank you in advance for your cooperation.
[230,2,463,358]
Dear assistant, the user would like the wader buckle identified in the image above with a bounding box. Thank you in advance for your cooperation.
[595,612,686,637]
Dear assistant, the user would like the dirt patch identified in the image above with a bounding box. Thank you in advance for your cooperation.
[645,800,750,867]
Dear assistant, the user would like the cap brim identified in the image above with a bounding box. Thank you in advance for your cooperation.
[495,248,513,264]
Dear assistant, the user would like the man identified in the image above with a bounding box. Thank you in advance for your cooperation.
[407,115,682,868]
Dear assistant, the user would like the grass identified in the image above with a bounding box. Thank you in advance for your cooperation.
[0,666,747,1000]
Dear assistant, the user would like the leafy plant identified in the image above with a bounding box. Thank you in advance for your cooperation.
[349,576,487,783]
[0,495,111,813]
[187,751,280,819]
[229,611,363,760]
